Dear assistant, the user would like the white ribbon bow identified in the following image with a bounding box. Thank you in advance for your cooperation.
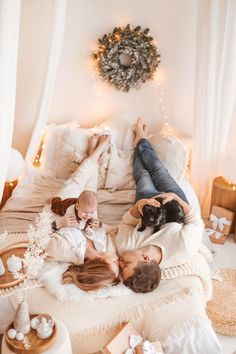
[125,335,143,354]
[209,214,231,232]
[205,228,224,239]
[143,340,162,354]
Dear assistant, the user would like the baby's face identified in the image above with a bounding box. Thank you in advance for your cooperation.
[76,201,97,221]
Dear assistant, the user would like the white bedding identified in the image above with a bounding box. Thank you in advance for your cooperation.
[0,169,200,233]
[0,170,222,354]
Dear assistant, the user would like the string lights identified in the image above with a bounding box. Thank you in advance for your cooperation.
[33,135,45,167]
[154,73,173,136]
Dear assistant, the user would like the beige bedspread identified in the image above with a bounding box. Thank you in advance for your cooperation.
[25,274,208,354]
[0,173,135,233]
[0,173,213,353]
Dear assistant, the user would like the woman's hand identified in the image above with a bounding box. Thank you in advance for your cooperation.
[88,218,102,230]
[64,215,79,227]
[54,215,78,229]
[130,198,161,218]
[84,248,100,261]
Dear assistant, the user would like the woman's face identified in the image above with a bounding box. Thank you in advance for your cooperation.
[100,253,119,277]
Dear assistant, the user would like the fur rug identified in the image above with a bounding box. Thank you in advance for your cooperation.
[38,262,131,302]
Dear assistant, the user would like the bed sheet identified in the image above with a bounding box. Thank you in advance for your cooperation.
[0,170,200,233]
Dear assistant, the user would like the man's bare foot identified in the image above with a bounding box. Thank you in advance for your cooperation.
[133,118,148,147]
[87,134,99,156]
[91,134,110,159]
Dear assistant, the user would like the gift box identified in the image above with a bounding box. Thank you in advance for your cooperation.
[205,205,234,244]
[135,341,163,354]
[102,322,163,354]
[208,231,226,244]
[102,323,140,354]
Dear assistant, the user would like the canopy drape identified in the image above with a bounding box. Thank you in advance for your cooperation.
[0,0,21,200]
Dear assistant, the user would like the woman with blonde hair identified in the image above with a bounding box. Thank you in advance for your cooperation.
[62,256,120,291]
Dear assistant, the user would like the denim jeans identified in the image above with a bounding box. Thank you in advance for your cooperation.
[133,139,188,203]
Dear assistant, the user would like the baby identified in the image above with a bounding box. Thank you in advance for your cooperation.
[50,190,106,263]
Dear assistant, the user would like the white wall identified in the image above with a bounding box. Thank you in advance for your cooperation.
[13,0,197,156]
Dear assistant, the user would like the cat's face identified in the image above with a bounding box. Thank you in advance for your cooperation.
[141,205,166,228]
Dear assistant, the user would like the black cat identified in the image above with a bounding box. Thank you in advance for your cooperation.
[137,198,185,233]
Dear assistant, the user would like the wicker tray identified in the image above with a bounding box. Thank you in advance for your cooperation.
[5,314,57,354]
[0,244,27,289]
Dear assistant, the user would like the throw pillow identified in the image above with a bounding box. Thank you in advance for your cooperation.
[53,128,89,179]
[39,121,79,172]
[150,134,189,182]
[105,145,136,190]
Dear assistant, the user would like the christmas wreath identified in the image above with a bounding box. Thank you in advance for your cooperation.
[93,24,161,91]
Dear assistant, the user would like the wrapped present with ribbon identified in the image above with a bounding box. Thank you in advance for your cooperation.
[205,205,234,244]
[129,338,163,354]
[102,323,163,354]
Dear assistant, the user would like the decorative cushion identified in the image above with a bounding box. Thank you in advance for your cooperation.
[40,121,79,172]
[99,111,134,150]
[150,134,190,183]
[105,145,135,191]
[53,128,89,179]
[159,122,192,169]
[104,132,190,191]
[52,111,134,182]
[39,116,191,192]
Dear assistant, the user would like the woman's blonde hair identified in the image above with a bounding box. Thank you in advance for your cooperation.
[62,259,120,291]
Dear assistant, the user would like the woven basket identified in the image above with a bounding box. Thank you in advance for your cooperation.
[207,269,236,336]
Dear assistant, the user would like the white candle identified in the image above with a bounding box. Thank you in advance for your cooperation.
[7,255,22,272]
[0,257,5,276]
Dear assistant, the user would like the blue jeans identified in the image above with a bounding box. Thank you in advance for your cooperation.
[133,139,188,203]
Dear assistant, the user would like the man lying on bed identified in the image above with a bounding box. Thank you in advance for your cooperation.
[116,118,205,293]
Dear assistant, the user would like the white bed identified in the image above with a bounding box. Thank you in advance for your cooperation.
[0,119,222,354]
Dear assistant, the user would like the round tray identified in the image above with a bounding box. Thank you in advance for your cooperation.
[0,245,28,289]
[5,314,57,354]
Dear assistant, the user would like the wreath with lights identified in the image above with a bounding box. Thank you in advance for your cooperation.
[93,24,161,91]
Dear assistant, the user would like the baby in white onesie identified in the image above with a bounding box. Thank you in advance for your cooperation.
[51,190,106,263]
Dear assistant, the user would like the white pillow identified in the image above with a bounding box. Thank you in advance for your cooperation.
[105,134,189,191]
[53,128,89,179]
[39,121,79,172]
[105,145,136,190]
[150,134,189,182]
[159,122,192,169]
[99,111,134,150]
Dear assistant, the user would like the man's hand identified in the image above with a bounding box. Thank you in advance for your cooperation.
[130,198,161,218]
[156,192,191,214]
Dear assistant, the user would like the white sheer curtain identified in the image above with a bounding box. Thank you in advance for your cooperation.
[191,0,236,217]
[0,0,21,200]
[25,0,67,164]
